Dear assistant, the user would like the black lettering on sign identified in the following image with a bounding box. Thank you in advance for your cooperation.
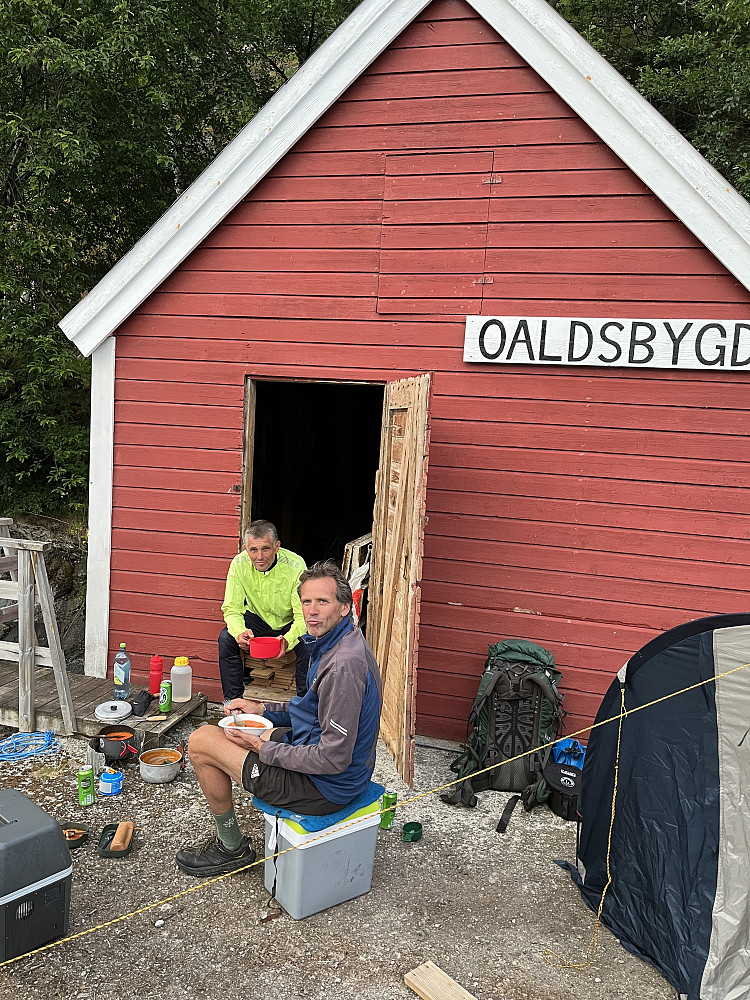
[539,319,562,362]
[568,321,593,362]
[664,322,693,365]
[628,322,656,364]
[597,322,624,364]
[695,323,726,366]
[731,323,750,366]
[507,320,535,361]
[478,319,506,360]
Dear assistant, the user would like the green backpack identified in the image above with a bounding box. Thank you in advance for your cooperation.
[441,639,564,811]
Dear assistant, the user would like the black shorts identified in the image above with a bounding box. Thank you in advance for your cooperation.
[241,730,342,816]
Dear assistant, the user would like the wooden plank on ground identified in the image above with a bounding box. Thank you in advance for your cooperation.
[404,961,478,1000]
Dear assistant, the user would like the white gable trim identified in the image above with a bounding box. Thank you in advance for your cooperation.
[60,0,750,357]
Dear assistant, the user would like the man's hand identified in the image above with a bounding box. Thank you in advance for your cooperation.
[223,697,265,716]
[224,727,264,752]
[236,629,254,650]
[278,636,288,655]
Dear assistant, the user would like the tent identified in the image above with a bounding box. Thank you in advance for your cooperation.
[566,614,750,1000]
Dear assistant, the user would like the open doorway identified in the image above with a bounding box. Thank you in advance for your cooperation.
[243,373,432,786]
[244,380,385,565]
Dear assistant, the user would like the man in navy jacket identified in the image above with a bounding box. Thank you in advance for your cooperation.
[176,559,383,877]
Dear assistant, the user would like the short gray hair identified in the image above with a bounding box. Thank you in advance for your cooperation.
[298,560,353,614]
[244,519,278,544]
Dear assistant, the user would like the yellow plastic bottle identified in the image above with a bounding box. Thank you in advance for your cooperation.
[170,656,193,702]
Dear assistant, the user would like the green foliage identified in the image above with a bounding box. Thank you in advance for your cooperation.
[559,0,750,198]
[0,0,358,514]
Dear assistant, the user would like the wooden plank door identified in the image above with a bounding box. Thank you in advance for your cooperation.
[367,374,431,786]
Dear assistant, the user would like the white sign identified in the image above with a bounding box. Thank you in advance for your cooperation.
[463,316,750,370]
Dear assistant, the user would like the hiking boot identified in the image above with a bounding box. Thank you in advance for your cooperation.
[175,835,256,877]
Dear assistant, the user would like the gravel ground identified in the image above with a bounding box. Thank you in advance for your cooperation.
[0,708,676,1000]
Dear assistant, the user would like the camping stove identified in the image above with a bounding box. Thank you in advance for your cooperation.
[0,789,72,960]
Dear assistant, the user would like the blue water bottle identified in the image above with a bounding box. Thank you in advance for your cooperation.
[113,642,131,700]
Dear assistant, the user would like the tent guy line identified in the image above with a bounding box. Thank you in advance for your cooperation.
[3,657,748,970]
[544,687,627,973]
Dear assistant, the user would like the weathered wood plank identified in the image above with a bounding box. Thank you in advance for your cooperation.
[0,538,49,552]
[16,550,36,733]
[0,556,17,575]
[0,604,19,624]
[0,664,207,741]
[113,444,241,474]
[346,65,549,102]
[33,553,76,735]
[405,961,478,1000]
[324,91,576,129]
[0,640,52,667]
[293,118,596,155]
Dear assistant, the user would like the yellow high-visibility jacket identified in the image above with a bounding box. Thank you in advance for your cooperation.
[221,548,306,650]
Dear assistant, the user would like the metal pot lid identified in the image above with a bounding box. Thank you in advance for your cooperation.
[94,700,133,722]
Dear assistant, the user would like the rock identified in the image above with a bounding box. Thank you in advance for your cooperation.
[0,516,87,673]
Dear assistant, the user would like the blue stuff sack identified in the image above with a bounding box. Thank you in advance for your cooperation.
[552,738,587,769]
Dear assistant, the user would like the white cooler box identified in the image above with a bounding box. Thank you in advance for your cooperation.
[264,800,380,919]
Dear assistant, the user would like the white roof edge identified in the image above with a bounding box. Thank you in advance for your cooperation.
[60,0,750,357]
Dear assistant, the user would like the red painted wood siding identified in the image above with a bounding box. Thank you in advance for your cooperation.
[109,0,750,742]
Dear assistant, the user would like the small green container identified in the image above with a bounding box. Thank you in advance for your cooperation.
[159,679,172,713]
[380,789,397,830]
[77,766,95,807]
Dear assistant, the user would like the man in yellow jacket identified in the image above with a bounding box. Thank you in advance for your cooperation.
[219,519,308,698]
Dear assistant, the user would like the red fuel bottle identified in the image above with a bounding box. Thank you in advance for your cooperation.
[149,654,164,696]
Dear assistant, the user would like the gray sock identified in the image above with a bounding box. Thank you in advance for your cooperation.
[213,807,243,850]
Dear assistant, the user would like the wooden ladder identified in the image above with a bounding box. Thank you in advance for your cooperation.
[0,524,76,735]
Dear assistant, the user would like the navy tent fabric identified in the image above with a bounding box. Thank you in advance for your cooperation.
[563,615,750,1000]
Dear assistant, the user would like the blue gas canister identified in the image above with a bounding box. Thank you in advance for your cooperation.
[98,768,124,796]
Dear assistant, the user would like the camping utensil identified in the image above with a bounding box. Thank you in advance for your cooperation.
[249,636,282,659]
[139,746,184,784]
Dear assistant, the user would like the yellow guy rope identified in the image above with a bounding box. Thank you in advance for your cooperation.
[543,684,627,971]
[1,656,748,972]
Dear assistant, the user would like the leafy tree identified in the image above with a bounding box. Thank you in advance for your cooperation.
[558,0,750,197]
[0,0,357,514]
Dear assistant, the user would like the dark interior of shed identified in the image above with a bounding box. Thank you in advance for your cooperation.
[249,380,385,566]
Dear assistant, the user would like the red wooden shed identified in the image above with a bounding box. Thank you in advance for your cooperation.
[61,0,750,782]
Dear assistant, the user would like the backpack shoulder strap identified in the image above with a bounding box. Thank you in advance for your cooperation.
[495,795,521,833]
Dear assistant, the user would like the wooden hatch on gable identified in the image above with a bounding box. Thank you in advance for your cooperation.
[367,374,431,787]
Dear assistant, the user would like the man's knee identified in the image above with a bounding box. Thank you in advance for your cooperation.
[218,627,238,656]
[188,723,224,763]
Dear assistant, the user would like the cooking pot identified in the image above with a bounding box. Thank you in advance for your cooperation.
[139,746,184,784]
[94,726,139,762]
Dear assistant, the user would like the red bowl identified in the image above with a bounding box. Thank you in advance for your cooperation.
[249,636,282,659]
